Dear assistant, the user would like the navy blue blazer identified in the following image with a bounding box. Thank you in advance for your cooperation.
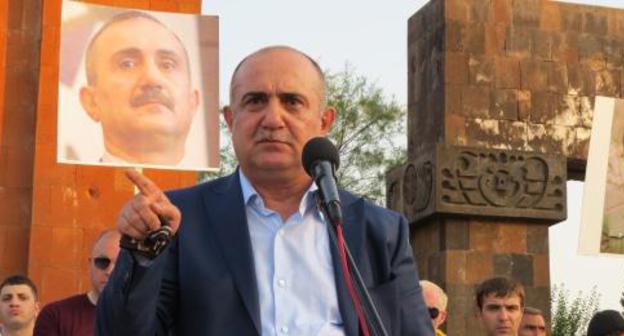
[96,173,434,336]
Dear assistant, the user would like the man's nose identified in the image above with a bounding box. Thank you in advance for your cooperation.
[138,59,165,88]
[261,99,286,129]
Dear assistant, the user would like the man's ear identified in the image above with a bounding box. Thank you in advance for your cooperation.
[79,86,101,122]
[223,106,234,131]
[320,106,336,135]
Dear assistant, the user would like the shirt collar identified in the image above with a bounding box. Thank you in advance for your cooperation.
[238,170,318,214]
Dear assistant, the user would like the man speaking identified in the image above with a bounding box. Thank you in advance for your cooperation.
[79,11,199,165]
[96,46,433,335]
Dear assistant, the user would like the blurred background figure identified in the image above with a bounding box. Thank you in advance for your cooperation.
[420,280,448,336]
[519,307,547,336]
[587,310,624,336]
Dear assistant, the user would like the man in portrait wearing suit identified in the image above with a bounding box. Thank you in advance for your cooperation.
[96,46,433,336]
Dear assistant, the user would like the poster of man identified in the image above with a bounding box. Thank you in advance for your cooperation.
[57,0,219,171]
[580,96,624,255]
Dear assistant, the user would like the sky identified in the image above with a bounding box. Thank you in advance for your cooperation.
[201,0,624,310]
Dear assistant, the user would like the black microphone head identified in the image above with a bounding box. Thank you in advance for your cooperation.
[302,137,340,177]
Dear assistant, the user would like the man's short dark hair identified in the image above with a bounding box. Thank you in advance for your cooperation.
[84,10,190,85]
[475,276,524,310]
[0,274,38,299]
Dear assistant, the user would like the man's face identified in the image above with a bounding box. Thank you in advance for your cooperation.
[81,17,198,162]
[224,49,335,179]
[0,284,39,331]
[478,294,523,336]
[89,232,121,295]
[519,313,547,336]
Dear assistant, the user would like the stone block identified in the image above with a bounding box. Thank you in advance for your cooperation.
[512,0,540,27]
[470,220,499,252]
[540,1,561,30]
[578,33,604,60]
[531,92,558,124]
[527,225,549,254]
[444,250,467,283]
[446,21,464,52]
[532,30,554,60]
[583,10,608,35]
[518,90,532,121]
[446,52,469,84]
[446,85,463,115]
[595,68,621,97]
[466,251,494,283]
[485,24,507,55]
[604,38,624,70]
[533,254,550,287]
[445,0,470,24]
[493,0,512,25]
[463,24,486,55]
[551,32,579,63]
[560,6,583,32]
[494,57,520,89]
[567,64,596,96]
[445,112,467,145]
[548,62,569,94]
[491,89,520,120]
[496,222,528,253]
[468,56,494,86]
[462,86,491,118]
[521,59,550,91]
[499,120,528,150]
[441,218,470,250]
[506,26,532,58]
[493,253,533,286]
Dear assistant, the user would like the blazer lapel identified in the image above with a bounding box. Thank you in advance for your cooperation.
[330,191,364,336]
[203,172,261,335]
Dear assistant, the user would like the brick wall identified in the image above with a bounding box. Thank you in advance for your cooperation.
[0,0,42,279]
[410,0,624,176]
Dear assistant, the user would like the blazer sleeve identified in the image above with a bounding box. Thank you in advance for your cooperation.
[96,238,179,336]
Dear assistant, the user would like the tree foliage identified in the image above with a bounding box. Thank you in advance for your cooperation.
[201,65,407,206]
[551,284,600,336]
[326,66,406,204]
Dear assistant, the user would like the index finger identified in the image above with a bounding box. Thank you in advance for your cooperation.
[125,169,162,197]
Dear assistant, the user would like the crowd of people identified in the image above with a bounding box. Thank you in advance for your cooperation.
[3,264,623,335]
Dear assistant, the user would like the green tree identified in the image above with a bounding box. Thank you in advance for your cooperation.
[326,65,406,205]
[201,65,407,206]
[551,284,600,336]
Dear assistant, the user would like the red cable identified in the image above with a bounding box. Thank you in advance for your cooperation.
[336,224,370,336]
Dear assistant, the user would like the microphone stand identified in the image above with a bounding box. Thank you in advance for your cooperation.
[316,194,389,336]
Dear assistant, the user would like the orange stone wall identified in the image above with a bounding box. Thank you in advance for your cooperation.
[0,0,202,307]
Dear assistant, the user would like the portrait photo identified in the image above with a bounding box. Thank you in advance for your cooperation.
[57,0,219,171]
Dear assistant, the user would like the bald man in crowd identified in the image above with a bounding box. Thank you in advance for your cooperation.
[34,230,120,336]
[420,280,448,336]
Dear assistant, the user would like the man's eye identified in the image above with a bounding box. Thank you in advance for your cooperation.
[118,59,137,69]
[284,95,301,105]
[160,59,177,71]
[244,95,266,106]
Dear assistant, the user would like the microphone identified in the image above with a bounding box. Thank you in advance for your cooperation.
[302,137,342,225]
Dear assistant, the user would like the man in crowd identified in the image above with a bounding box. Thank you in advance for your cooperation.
[518,307,547,336]
[79,11,199,166]
[519,307,547,336]
[475,277,524,336]
[587,310,624,336]
[420,280,447,336]
[34,230,120,335]
[96,45,434,335]
[0,275,39,336]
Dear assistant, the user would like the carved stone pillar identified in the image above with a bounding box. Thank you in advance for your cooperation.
[389,0,624,333]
